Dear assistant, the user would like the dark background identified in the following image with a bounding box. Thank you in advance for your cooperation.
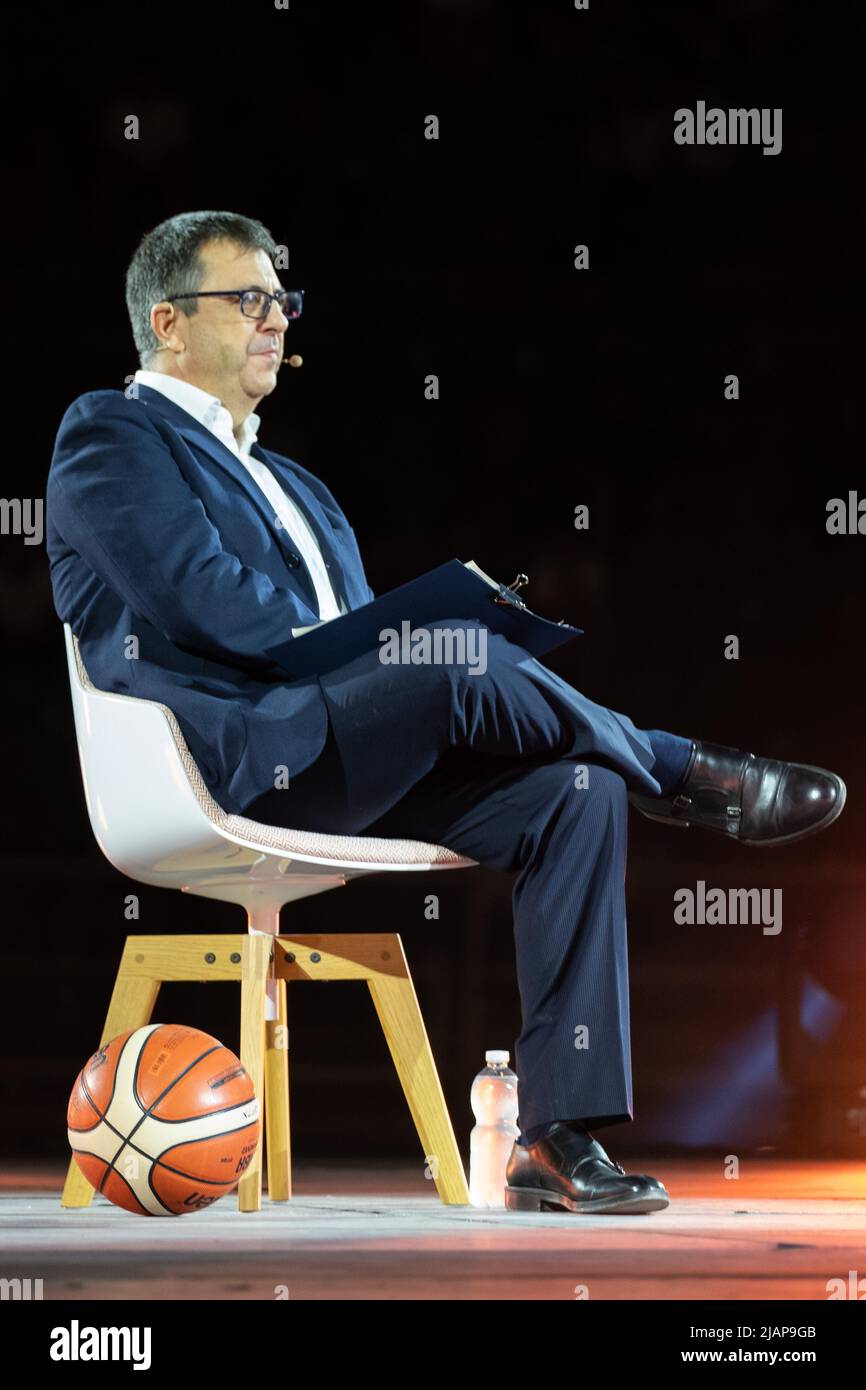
[3,0,863,1163]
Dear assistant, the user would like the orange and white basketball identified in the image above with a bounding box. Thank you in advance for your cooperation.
[67,1023,260,1216]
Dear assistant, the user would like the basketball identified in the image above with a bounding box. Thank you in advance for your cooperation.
[67,1023,261,1216]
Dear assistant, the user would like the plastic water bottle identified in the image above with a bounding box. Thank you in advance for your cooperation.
[469,1049,520,1207]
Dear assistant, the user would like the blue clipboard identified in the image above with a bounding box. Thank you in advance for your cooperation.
[266,558,583,678]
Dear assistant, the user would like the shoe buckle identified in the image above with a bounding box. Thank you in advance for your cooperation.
[672,794,692,812]
[726,805,742,833]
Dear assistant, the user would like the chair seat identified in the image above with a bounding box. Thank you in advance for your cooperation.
[218,808,471,866]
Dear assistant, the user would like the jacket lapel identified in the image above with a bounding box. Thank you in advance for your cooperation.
[135,384,347,605]
[249,442,353,609]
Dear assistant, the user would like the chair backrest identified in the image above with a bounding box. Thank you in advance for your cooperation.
[62,622,227,879]
[62,624,479,890]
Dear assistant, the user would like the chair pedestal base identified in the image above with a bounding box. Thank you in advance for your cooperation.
[61,931,470,1212]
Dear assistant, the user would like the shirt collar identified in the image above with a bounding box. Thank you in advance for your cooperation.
[133,369,261,460]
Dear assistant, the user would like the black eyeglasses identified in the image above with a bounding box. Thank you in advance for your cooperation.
[163,288,304,321]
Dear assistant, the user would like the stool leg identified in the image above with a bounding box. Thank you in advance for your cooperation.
[264,977,291,1201]
[237,932,271,1212]
[61,963,161,1209]
[367,972,470,1205]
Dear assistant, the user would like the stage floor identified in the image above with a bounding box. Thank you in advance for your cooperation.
[2,1158,864,1300]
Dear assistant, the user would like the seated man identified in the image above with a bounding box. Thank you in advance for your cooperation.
[45,210,846,1216]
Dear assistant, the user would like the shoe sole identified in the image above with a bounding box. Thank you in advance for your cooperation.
[504,1184,670,1215]
[633,770,847,848]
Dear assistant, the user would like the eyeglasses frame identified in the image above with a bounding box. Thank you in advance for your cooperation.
[161,288,305,320]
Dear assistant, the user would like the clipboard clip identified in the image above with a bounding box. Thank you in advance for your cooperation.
[493,572,530,610]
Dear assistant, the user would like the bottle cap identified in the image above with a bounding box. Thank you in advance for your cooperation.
[485,1049,510,1065]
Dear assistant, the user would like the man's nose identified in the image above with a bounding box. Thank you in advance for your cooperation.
[263,298,289,331]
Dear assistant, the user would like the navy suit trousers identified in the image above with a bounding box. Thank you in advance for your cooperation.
[244,619,679,1134]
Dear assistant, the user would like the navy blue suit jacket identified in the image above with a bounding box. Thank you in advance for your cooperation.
[46,384,376,814]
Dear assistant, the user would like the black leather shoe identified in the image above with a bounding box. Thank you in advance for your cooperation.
[629,739,846,847]
[504,1123,670,1215]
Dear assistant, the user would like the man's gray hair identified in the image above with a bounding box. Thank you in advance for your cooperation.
[125,210,277,367]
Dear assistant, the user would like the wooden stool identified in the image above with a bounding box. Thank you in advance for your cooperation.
[61,929,469,1211]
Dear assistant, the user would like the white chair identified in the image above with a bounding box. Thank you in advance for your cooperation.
[58,622,477,1210]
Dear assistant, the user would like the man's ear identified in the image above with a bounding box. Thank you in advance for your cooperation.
[150,300,181,352]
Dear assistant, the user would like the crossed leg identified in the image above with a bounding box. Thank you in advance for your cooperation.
[243,618,674,1132]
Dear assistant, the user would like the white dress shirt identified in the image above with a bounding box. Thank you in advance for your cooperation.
[133,369,346,622]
